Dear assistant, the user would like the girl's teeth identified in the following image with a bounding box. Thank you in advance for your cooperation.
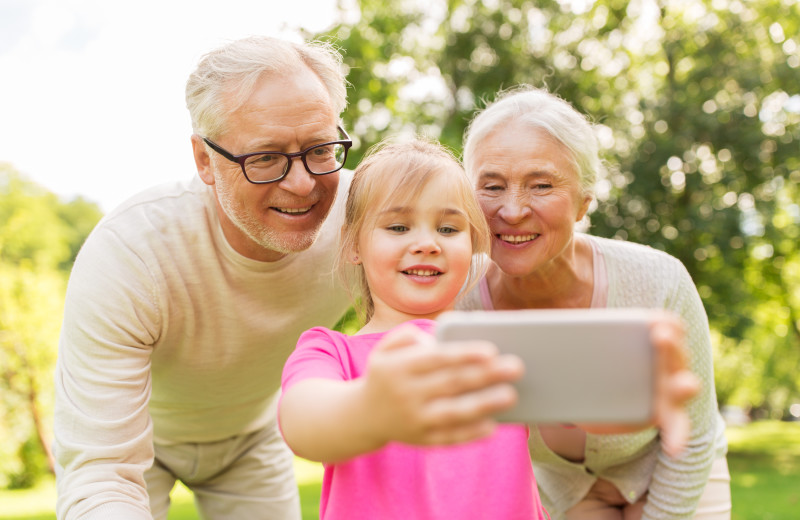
[405,269,439,276]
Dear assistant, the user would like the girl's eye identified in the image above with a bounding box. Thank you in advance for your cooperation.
[387,225,407,233]
[438,225,460,235]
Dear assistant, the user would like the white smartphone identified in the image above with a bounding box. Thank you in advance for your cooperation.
[436,308,657,424]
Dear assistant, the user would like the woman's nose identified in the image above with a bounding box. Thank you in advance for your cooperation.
[497,193,532,224]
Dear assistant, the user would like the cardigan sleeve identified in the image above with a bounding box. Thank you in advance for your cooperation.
[641,259,721,519]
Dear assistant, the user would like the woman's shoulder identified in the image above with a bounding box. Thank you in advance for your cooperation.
[587,234,684,273]
[586,235,692,306]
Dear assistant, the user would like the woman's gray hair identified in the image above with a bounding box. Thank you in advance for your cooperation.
[185,36,348,139]
[463,86,599,197]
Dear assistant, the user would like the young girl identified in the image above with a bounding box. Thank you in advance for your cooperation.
[279,138,547,519]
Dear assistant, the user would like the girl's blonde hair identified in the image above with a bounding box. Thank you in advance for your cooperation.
[337,136,491,323]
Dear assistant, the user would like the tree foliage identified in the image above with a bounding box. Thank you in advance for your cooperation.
[311,0,800,415]
[0,163,102,488]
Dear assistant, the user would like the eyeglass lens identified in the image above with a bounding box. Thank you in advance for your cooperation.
[243,142,348,182]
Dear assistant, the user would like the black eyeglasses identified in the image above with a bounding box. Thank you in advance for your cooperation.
[202,126,352,184]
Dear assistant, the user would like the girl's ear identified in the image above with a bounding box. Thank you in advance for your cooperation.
[349,245,361,265]
[342,229,361,265]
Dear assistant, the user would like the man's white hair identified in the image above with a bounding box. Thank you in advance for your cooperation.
[185,36,348,139]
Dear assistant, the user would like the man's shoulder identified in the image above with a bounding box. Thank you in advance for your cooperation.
[102,177,208,224]
[83,176,214,257]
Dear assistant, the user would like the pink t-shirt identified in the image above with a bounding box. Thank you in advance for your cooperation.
[281,319,547,520]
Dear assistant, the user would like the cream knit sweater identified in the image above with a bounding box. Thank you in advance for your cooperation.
[458,234,727,520]
[54,174,352,519]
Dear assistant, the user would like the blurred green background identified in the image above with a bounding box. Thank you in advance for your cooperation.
[1,0,798,517]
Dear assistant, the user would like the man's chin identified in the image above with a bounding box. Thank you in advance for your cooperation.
[256,229,321,255]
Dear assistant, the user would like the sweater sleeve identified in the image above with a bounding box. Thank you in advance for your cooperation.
[54,224,161,520]
[641,260,720,519]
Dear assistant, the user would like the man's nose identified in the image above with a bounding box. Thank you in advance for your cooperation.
[277,158,315,197]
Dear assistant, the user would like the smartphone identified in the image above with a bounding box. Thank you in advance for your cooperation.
[436,308,656,424]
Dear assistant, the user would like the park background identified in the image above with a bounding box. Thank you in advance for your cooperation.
[0,0,798,518]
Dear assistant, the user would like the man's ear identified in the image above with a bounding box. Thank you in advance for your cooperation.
[191,134,215,186]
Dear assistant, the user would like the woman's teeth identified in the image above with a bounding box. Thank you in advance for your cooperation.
[499,234,538,243]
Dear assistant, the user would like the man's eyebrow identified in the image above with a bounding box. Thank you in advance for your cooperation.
[244,133,339,153]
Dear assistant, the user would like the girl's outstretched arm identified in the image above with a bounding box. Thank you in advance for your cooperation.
[279,324,523,463]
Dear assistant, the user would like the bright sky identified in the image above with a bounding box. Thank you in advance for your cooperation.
[0,0,340,212]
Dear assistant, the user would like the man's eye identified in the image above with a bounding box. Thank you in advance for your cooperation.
[311,146,332,157]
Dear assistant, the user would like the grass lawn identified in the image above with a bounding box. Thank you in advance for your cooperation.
[726,421,800,519]
[2,421,797,519]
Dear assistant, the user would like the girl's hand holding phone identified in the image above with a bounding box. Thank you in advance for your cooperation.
[360,324,524,447]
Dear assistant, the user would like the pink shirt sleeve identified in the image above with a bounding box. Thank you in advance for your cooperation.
[281,327,353,393]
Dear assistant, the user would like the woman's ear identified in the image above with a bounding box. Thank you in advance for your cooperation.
[576,194,593,222]
[191,134,215,186]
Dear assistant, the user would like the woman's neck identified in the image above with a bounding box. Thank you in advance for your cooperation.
[487,234,595,310]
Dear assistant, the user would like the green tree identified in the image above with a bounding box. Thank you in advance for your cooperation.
[313,0,800,415]
[0,164,102,488]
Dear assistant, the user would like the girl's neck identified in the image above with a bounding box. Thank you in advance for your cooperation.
[487,234,594,310]
[357,307,450,335]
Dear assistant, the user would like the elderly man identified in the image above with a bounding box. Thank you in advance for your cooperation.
[54,36,354,519]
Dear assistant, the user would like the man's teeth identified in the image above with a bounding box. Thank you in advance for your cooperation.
[276,207,311,214]
[404,269,440,276]
[499,234,537,243]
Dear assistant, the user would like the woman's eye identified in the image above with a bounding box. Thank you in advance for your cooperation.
[533,183,552,190]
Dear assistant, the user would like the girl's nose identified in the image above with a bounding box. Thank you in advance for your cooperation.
[412,231,442,255]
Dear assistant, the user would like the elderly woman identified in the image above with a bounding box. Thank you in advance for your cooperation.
[458,87,730,520]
